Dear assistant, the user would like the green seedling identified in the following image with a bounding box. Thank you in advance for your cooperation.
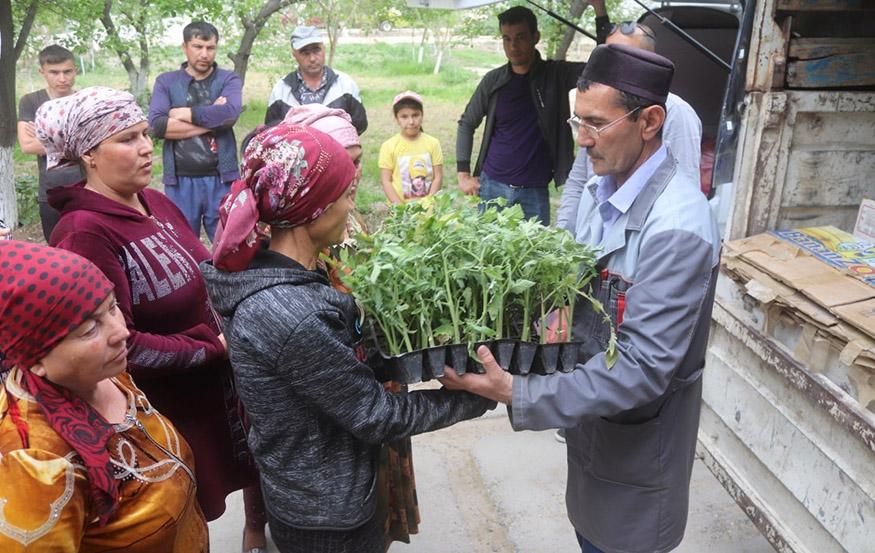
[338,191,616,369]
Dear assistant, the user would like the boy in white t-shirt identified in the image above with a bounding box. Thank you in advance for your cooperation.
[379,91,443,204]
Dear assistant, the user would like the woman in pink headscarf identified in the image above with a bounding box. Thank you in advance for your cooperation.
[203,123,493,553]
[282,105,366,256]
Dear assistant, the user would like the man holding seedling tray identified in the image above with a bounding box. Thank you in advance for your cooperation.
[442,44,721,553]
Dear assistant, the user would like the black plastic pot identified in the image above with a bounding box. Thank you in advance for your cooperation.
[393,350,423,384]
[466,341,491,374]
[447,343,470,376]
[534,343,561,375]
[513,342,537,375]
[368,351,394,383]
[491,339,516,372]
[559,341,582,372]
[423,345,446,381]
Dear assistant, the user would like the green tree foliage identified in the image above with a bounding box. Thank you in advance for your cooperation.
[297,0,363,67]
[223,0,301,84]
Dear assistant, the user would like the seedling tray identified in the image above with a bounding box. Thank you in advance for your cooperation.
[373,337,585,384]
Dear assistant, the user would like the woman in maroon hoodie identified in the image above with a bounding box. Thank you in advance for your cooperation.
[35,86,265,549]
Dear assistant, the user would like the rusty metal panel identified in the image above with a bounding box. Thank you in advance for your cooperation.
[698,424,809,553]
[701,288,875,553]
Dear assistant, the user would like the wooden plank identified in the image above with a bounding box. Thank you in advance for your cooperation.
[787,52,875,87]
[783,150,874,207]
[777,0,875,11]
[791,111,875,149]
[777,206,861,234]
[789,38,875,59]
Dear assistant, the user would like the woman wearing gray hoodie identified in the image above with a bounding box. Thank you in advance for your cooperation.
[202,123,494,553]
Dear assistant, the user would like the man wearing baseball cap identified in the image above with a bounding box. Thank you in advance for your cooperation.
[441,44,721,553]
[265,25,367,134]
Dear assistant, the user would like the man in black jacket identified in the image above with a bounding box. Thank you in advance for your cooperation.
[455,4,608,224]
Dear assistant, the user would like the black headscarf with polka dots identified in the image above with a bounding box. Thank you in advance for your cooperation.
[0,240,120,525]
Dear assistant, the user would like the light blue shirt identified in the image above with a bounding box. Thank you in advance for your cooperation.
[593,145,668,243]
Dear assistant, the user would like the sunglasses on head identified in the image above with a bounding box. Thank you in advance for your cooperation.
[609,21,657,42]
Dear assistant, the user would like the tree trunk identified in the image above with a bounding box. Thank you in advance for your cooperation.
[100,0,149,105]
[0,149,16,231]
[554,0,589,61]
[229,0,295,84]
[134,6,150,106]
[327,24,339,67]
[0,0,39,229]
[417,28,427,64]
[231,23,258,83]
[432,26,451,75]
[433,48,443,75]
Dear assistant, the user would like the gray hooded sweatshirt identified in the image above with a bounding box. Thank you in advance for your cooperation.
[201,249,494,530]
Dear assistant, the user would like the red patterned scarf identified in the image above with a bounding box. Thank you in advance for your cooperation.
[212,124,356,272]
[0,240,120,525]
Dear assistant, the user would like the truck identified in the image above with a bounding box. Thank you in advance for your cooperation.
[684,1,875,552]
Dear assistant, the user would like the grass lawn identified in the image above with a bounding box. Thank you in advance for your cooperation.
[13,39,566,238]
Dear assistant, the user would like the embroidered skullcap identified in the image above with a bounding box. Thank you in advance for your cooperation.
[0,240,120,526]
[581,44,674,104]
[212,124,356,272]
[283,104,360,149]
[34,86,146,170]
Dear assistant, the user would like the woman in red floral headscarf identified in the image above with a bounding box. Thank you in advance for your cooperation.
[283,103,422,551]
[0,240,208,552]
[202,123,494,553]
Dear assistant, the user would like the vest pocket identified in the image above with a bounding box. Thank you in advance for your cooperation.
[590,413,663,489]
[579,270,633,353]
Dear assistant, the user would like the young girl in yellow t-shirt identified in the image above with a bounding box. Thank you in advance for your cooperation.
[378,91,443,204]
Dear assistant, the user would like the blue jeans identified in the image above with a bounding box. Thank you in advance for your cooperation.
[164,175,230,243]
[479,171,551,225]
[576,532,606,553]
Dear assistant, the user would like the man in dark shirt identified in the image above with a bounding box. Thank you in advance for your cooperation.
[456,5,609,224]
[148,21,242,243]
[17,45,85,240]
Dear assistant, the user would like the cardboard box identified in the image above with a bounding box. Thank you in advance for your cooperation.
[722,226,875,411]
[771,226,875,287]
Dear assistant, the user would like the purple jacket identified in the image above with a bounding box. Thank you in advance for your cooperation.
[149,63,242,185]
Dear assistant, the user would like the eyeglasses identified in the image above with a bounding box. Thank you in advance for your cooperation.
[609,21,657,43]
[567,106,642,139]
